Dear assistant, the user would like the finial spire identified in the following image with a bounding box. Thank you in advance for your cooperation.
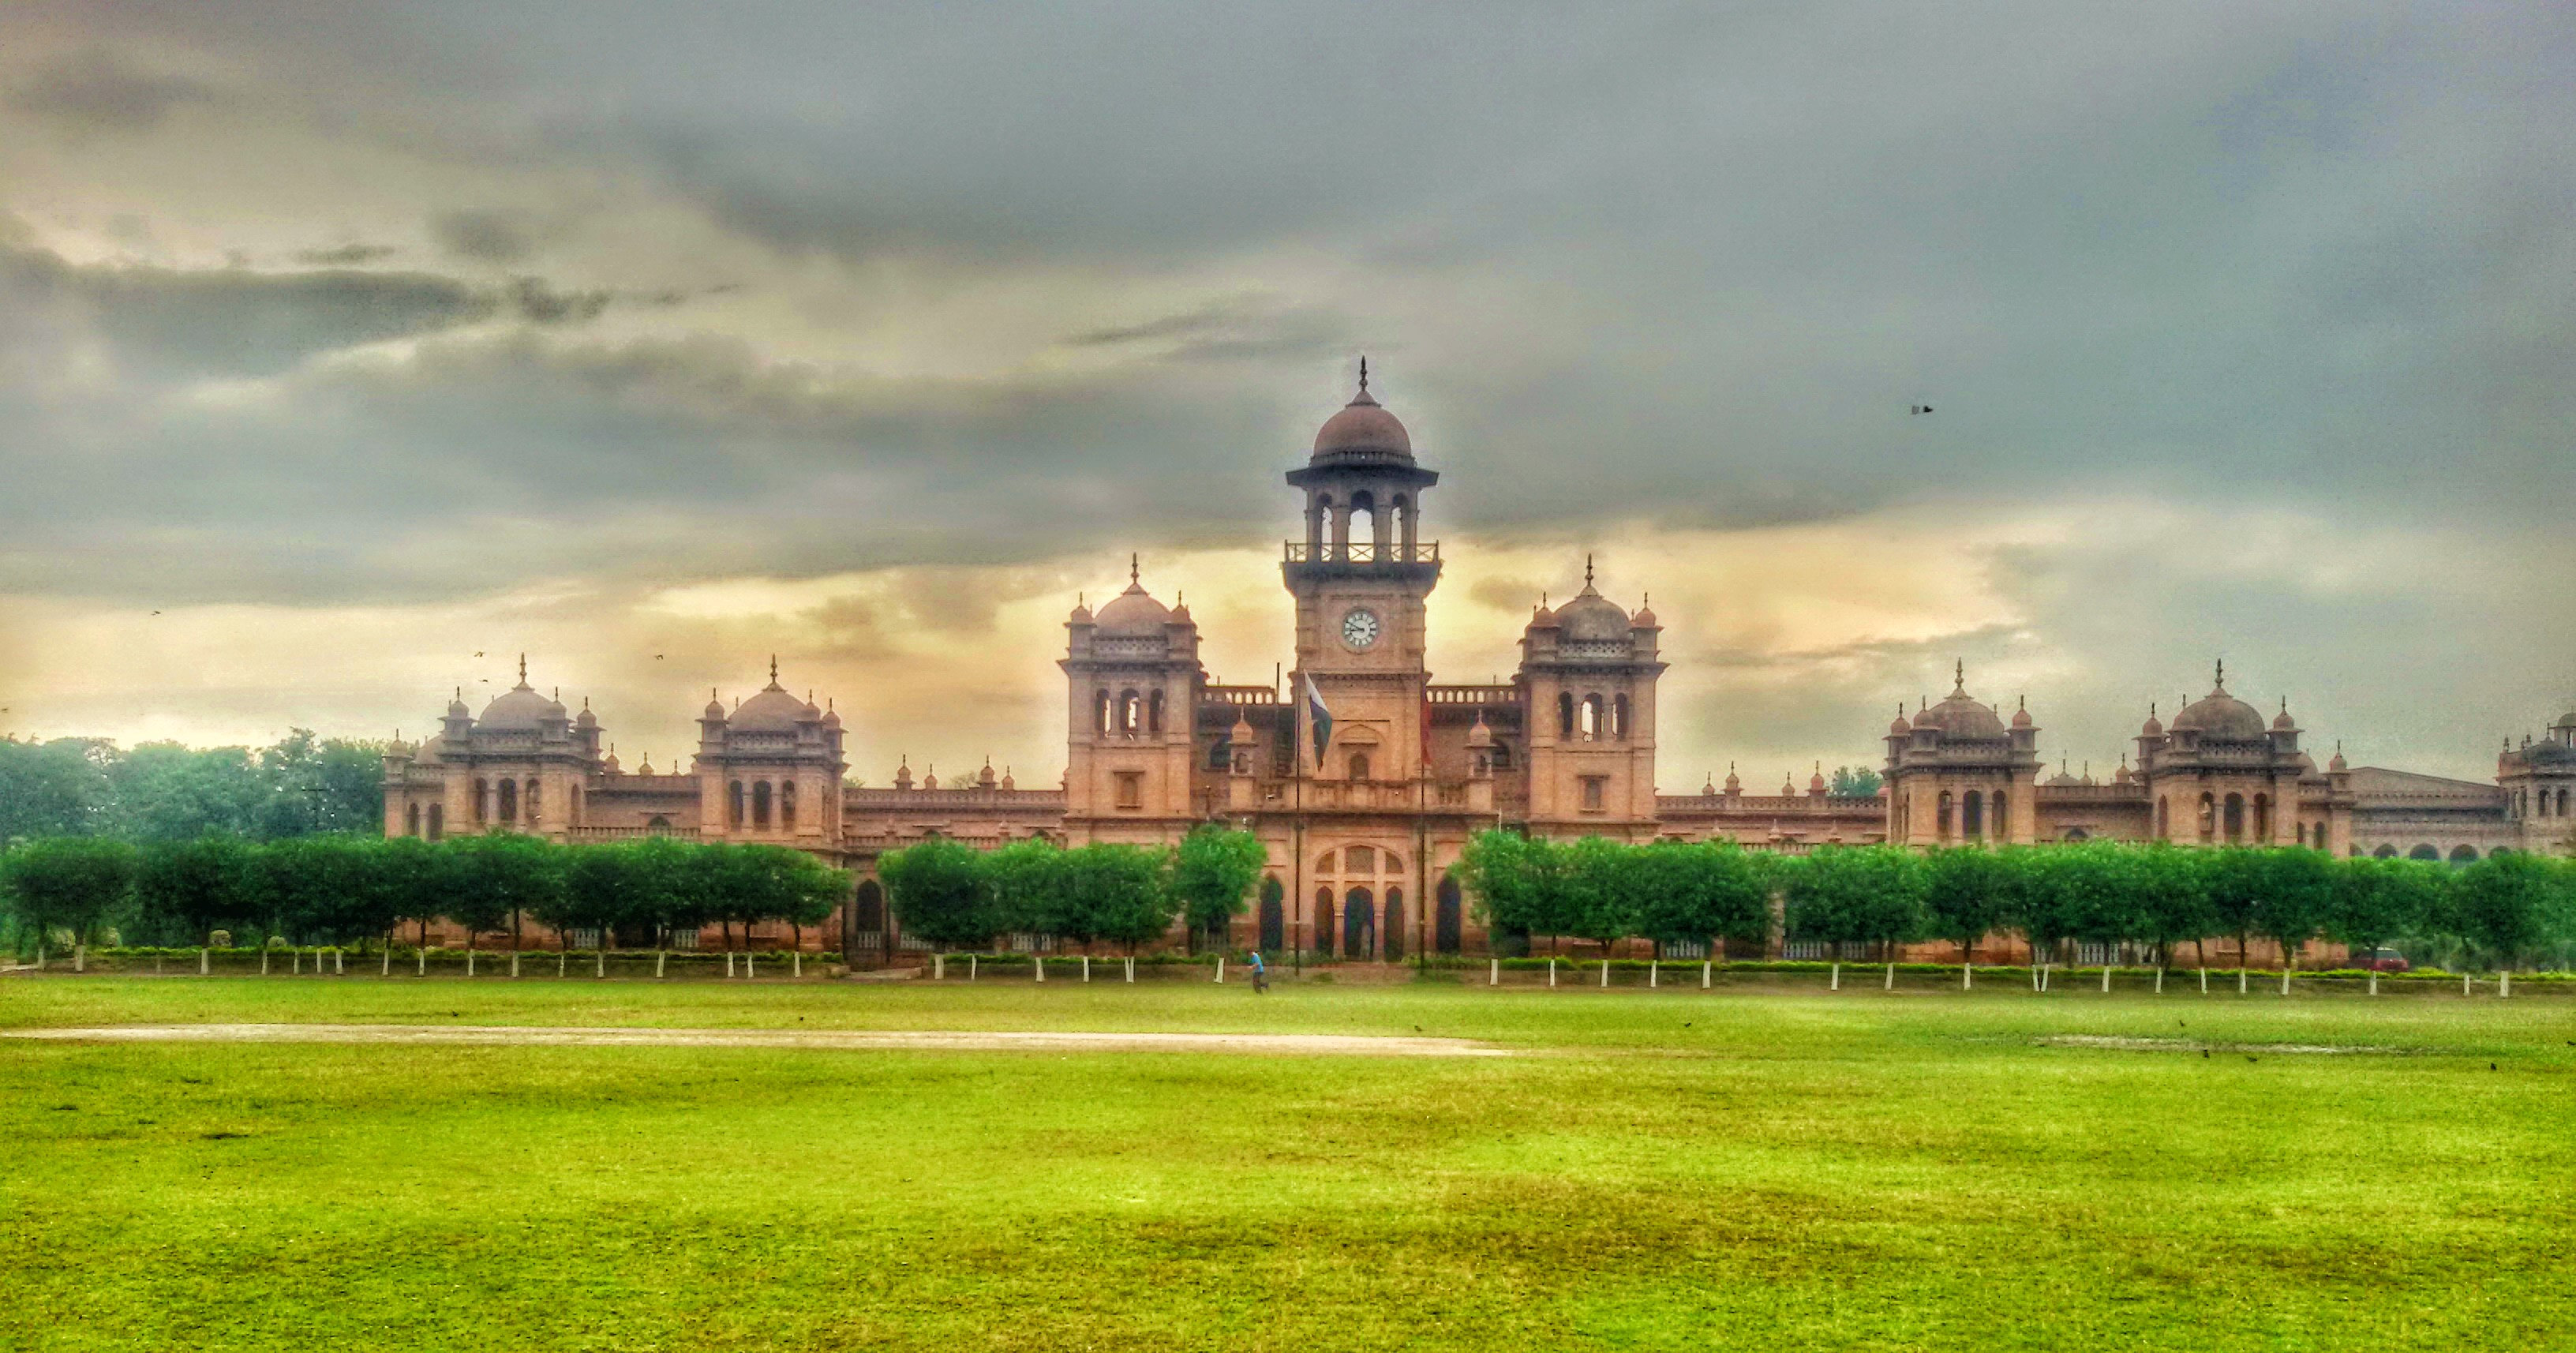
[1357,354,1369,396]
[1953,658,1965,691]
[1585,553,1595,587]
[769,654,778,684]
[518,654,527,685]
[1129,553,1140,584]
[2215,658,2226,688]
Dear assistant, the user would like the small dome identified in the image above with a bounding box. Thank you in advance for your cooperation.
[1466,711,1494,746]
[1556,587,1631,644]
[599,747,621,774]
[1311,380,1413,463]
[1094,578,1173,635]
[2328,744,2348,772]
[1068,598,1094,624]
[2140,706,2164,738]
[1631,597,1658,628]
[1888,705,1912,736]
[575,701,597,728]
[2551,708,2574,731]
[1529,599,1557,627]
[477,683,555,730]
[2272,699,2297,731]
[703,694,727,720]
[1808,766,1827,793]
[2009,695,2032,729]
[1724,763,1741,793]
[2171,679,2267,740]
[731,684,812,733]
[1780,773,1799,796]
[821,704,842,729]
[1915,690,2007,740]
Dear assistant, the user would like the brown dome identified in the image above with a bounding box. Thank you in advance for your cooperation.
[1093,579,1173,634]
[1556,588,1631,643]
[1313,388,1410,455]
[730,684,812,733]
[477,683,556,729]
[2171,687,2266,740]
[1915,690,2007,740]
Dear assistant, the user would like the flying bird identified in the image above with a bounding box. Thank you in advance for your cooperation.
[1909,404,1934,415]
[473,651,485,657]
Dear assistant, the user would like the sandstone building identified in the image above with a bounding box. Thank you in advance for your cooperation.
[383,375,2568,956]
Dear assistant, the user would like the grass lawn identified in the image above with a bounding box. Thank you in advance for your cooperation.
[3,976,2571,1351]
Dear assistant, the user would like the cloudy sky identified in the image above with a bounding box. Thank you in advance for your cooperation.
[2,2,2570,787]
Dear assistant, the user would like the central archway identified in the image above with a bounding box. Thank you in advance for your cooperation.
[1382,888,1405,962]
[1258,878,1285,952]
[1342,886,1375,958]
[1436,878,1463,954]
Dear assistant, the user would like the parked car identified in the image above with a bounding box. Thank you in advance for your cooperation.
[2351,946,2411,973]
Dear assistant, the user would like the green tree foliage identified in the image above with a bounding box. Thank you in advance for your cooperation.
[2444,852,2562,972]
[2323,856,2441,965]
[1923,847,2012,966]
[2202,849,2269,974]
[1171,826,1267,951]
[135,834,262,946]
[2002,845,2079,970]
[2245,847,2334,970]
[1,835,140,957]
[1558,836,1642,954]
[1070,844,1178,952]
[1827,766,1884,798]
[445,833,564,953]
[987,838,1072,942]
[1631,840,1770,954]
[1783,845,1927,959]
[2132,845,2215,969]
[0,729,382,845]
[1452,830,1562,949]
[880,837,998,950]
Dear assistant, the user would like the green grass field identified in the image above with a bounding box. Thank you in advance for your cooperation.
[4,976,2571,1351]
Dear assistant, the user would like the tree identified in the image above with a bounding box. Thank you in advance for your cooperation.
[2446,852,2559,976]
[2002,845,2080,988]
[1171,826,1267,953]
[136,834,261,947]
[446,834,560,960]
[1923,847,2012,981]
[255,729,386,839]
[2132,844,2215,976]
[2052,842,2146,984]
[548,844,636,955]
[2248,848,2334,987]
[259,835,387,946]
[2325,856,2439,988]
[1784,845,1926,980]
[1632,840,1769,958]
[1072,844,1178,954]
[1452,830,1558,957]
[1557,836,1641,958]
[2202,849,2268,992]
[987,838,1071,943]
[1827,766,1884,798]
[376,835,456,949]
[0,736,117,842]
[0,835,138,965]
[110,744,268,841]
[880,837,995,951]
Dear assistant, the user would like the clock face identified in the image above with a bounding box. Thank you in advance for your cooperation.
[1340,608,1382,650]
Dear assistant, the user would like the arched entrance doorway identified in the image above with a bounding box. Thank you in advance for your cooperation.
[1258,878,1285,953]
[1436,879,1463,954]
[1382,889,1405,962]
[1342,886,1375,958]
[1312,888,1335,958]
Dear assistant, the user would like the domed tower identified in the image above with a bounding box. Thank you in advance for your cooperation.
[696,658,846,845]
[2134,662,2334,846]
[388,656,603,843]
[1281,362,1443,784]
[2497,705,2576,853]
[1882,663,2040,845]
[1517,556,1664,836]
[1061,557,1204,838]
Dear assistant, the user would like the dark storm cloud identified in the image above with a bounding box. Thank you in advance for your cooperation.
[6,46,216,134]
[293,242,399,266]
[430,208,540,264]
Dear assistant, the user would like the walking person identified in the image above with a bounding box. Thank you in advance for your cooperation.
[1249,949,1269,993]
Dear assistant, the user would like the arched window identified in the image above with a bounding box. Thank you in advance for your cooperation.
[1962,789,1984,840]
[1350,490,1380,553]
[474,778,489,824]
[1348,751,1371,781]
[498,778,519,824]
[1937,790,1953,841]
[1314,888,1335,951]
[1119,689,1142,733]
[2252,793,2271,841]
[1312,493,1335,552]
[2198,793,2216,839]
[1343,886,1374,958]
[2223,793,2245,842]
[1259,878,1285,952]
[646,815,672,833]
[406,803,421,837]
[2449,845,2478,864]
[525,779,541,825]
[2374,844,2398,859]
[1557,692,1576,738]
[1992,791,2008,840]
[1612,694,1630,740]
[1435,879,1463,955]
[853,879,886,933]
[2155,796,2170,839]
[1095,689,1114,733]
[2560,788,2570,817]
[1579,694,1602,742]
[781,781,797,831]
[753,781,773,830]
[1383,887,1406,963]
[1148,689,1165,733]
[2408,844,2439,861]
[1344,845,1376,873]
[426,804,444,841]
[1393,493,1415,551]
[728,780,745,826]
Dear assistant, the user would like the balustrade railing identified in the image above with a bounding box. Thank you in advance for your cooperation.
[1282,541,1440,565]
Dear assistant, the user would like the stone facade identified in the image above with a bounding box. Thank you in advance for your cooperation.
[382,377,2567,958]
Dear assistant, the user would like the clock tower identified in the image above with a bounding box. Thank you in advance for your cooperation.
[1283,364,1441,783]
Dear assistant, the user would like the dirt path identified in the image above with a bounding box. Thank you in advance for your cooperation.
[2,1023,1511,1057]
